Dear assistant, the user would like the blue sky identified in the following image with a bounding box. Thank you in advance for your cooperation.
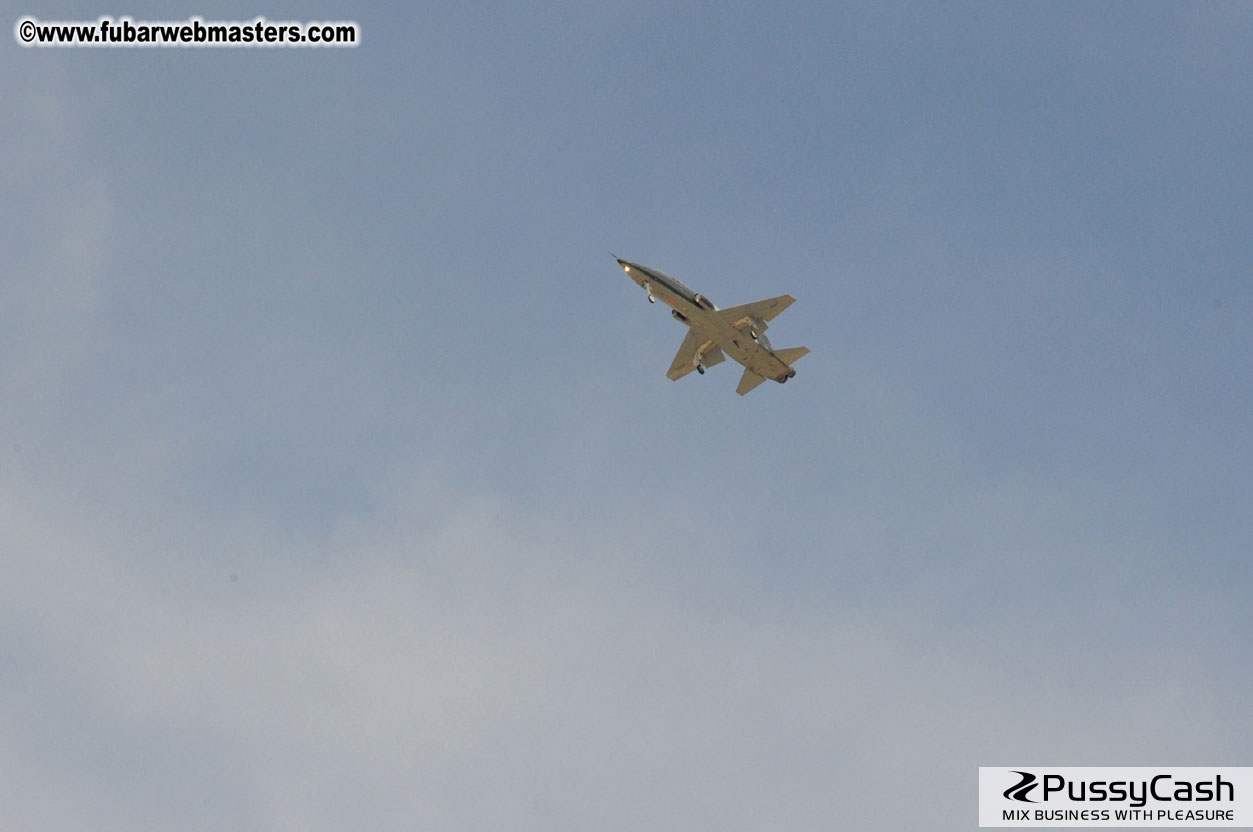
[3,2,1251,829]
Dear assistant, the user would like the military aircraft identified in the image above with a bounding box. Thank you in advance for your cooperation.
[615,257,809,395]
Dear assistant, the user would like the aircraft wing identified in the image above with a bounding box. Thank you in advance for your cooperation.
[716,295,795,330]
[666,329,725,380]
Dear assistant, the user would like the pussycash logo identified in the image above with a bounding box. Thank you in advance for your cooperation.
[1000,770,1233,808]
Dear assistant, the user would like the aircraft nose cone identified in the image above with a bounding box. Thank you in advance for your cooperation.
[613,255,645,285]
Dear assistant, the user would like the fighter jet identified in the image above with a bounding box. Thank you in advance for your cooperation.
[615,257,809,395]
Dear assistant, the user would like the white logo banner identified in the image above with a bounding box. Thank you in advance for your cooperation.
[980,767,1253,827]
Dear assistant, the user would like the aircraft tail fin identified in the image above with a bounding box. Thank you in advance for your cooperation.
[736,368,768,396]
[774,346,810,367]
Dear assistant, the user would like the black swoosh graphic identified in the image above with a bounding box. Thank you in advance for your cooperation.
[1004,771,1038,803]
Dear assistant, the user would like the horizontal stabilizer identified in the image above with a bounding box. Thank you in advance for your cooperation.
[736,368,768,396]
[774,346,810,367]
